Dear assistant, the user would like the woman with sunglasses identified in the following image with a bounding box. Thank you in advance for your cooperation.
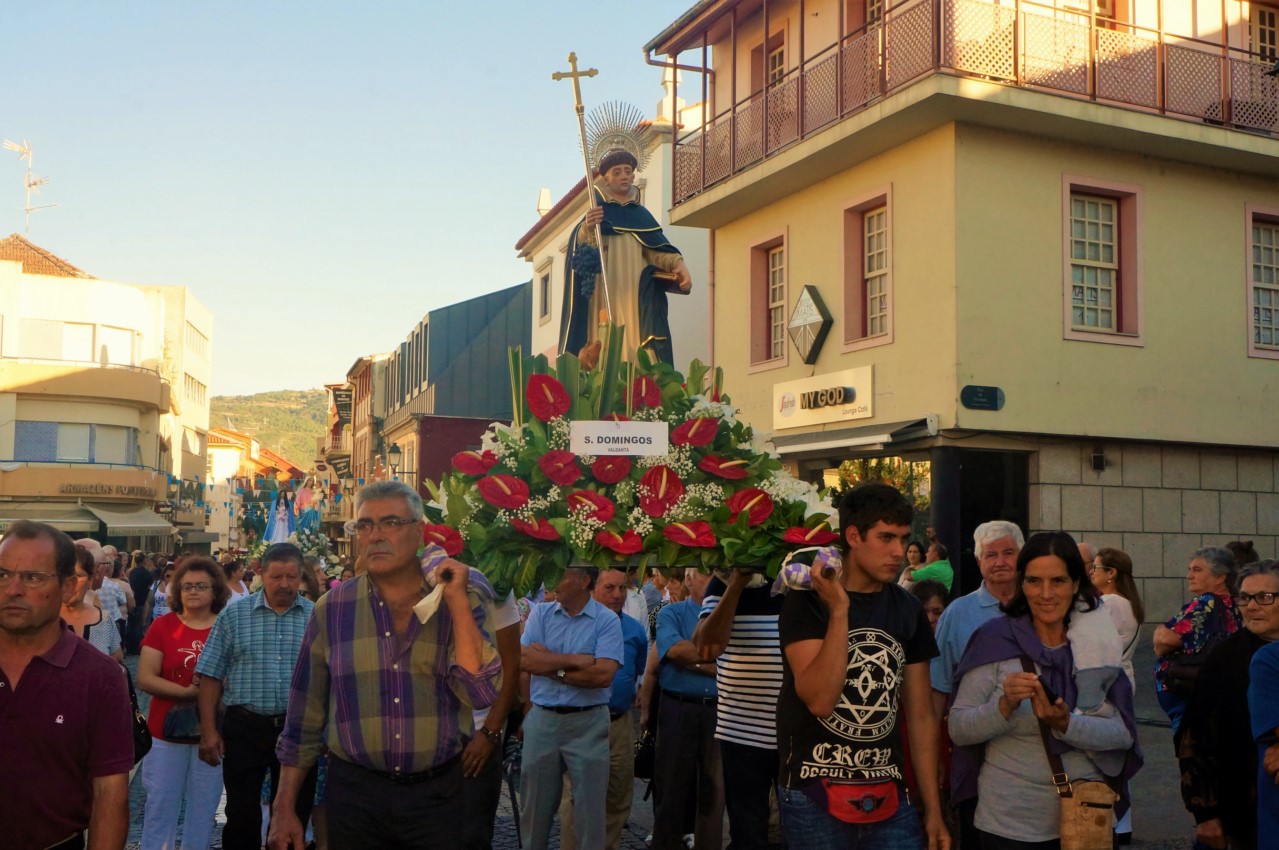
[1177,559,1279,850]
[63,547,124,662]
[137,556,231,850]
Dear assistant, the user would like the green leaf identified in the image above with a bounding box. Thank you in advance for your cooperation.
[423,477,442,503]
[596,323,626,417]
[515,552,540,598]
[508,346,526,428]
[526,416,549,451]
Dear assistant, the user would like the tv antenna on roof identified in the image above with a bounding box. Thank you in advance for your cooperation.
[2,139,57,234]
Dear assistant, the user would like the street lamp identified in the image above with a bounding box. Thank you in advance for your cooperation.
[388,443,402,479]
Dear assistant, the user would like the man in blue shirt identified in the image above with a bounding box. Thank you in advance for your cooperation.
[196,542,317,850]
[653,568,722,850]
[520,566,625,850]
[559,567,647,850]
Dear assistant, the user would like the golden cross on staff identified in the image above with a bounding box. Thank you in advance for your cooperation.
[552,52,612,325]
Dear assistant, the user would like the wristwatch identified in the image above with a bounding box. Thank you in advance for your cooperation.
[556,669,567,681]
[480,726,502,744]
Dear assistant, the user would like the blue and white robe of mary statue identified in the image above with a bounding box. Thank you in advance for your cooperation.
[263,493,295,544]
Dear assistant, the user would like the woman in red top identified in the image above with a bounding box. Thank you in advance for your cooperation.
[137,556,230,850]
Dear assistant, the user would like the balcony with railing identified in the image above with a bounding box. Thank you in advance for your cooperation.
[318,431,352,456]
[666,0,1279,206]
[0,356,169,410]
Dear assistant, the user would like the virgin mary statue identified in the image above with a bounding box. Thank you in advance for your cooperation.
[263,492,295,544]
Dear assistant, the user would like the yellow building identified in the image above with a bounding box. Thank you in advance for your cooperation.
[648,0,1279,618]
[0,234,214,551]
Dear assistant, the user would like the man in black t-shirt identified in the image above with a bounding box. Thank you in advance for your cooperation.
[125,555,155,654]
[777,482,950,849]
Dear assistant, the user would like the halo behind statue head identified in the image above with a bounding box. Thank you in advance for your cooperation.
[586,101,653,175]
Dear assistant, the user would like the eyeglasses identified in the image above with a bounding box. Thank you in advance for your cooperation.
[344,517,416,535]
[0,568,60,588]
[1238,591,1278,606]
[181,582,212,592]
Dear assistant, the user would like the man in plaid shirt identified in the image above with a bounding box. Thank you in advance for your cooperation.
[270,480,501,848]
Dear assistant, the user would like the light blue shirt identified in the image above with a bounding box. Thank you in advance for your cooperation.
[523,597,624,708]
[930,582,1003,694]
[196,590,315,714]
[657,598,717,699]
[609,612,648,714]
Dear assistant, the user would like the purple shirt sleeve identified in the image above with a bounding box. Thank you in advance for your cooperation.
[447,593,502,710]
[277,613,327,769]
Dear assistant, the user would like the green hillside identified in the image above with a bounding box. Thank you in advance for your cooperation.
[210,389,327,469]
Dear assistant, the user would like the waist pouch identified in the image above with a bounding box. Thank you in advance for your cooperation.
[799,778,900,824]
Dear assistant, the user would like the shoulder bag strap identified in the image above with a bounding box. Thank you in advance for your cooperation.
[1018,655,1073,798]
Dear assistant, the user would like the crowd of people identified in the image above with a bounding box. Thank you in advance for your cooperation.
[3,479,1279,849]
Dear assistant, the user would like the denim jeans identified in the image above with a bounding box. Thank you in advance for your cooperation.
[140,738,224,850]
[777,783,924,849]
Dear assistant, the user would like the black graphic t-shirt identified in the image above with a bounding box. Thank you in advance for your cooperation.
[777,584,938,789]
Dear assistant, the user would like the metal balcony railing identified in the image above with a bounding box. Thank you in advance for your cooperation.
[318,432,352,454]
[673,0,1279,204]
[0,355,161,376]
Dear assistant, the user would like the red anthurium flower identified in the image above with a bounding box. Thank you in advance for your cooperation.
[537,450,582,486]
[567,490,616,524]
[663,521,717,548]
[639,465,686,517]
[602,412,630,422]
[726,488,774,527]
[592,456,632,484]
[452,450,498,475]
[477,475,530,510]
[671,417,718,447]
[782,525,840,546]
[699,455,750,480]
[421,524,463,557]
[595,529,644,555]
[511,517,561,541]
[527,374,571,421]
[631,375,660,409]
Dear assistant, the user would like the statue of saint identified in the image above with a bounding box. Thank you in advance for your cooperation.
[559,148,692,364]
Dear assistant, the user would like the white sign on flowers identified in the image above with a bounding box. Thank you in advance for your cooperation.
[570,421,670,457]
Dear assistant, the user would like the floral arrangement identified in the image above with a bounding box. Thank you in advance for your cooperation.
[425,325,834,598]
[292,524,340,568]
[246,524,339,571]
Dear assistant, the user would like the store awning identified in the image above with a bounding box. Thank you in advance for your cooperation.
[84,504,177,537]
[772,417,939,457]
[0,503,100,533]
[179,531,221,543]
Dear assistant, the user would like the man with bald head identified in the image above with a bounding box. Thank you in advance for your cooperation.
[1077,541,1097,566]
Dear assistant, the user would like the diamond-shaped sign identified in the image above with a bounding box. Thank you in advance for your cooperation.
[788,285,832,365]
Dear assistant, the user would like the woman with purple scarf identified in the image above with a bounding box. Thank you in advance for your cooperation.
[948,532,1143,849]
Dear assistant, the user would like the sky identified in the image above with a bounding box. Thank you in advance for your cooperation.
[1,1,699,395]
